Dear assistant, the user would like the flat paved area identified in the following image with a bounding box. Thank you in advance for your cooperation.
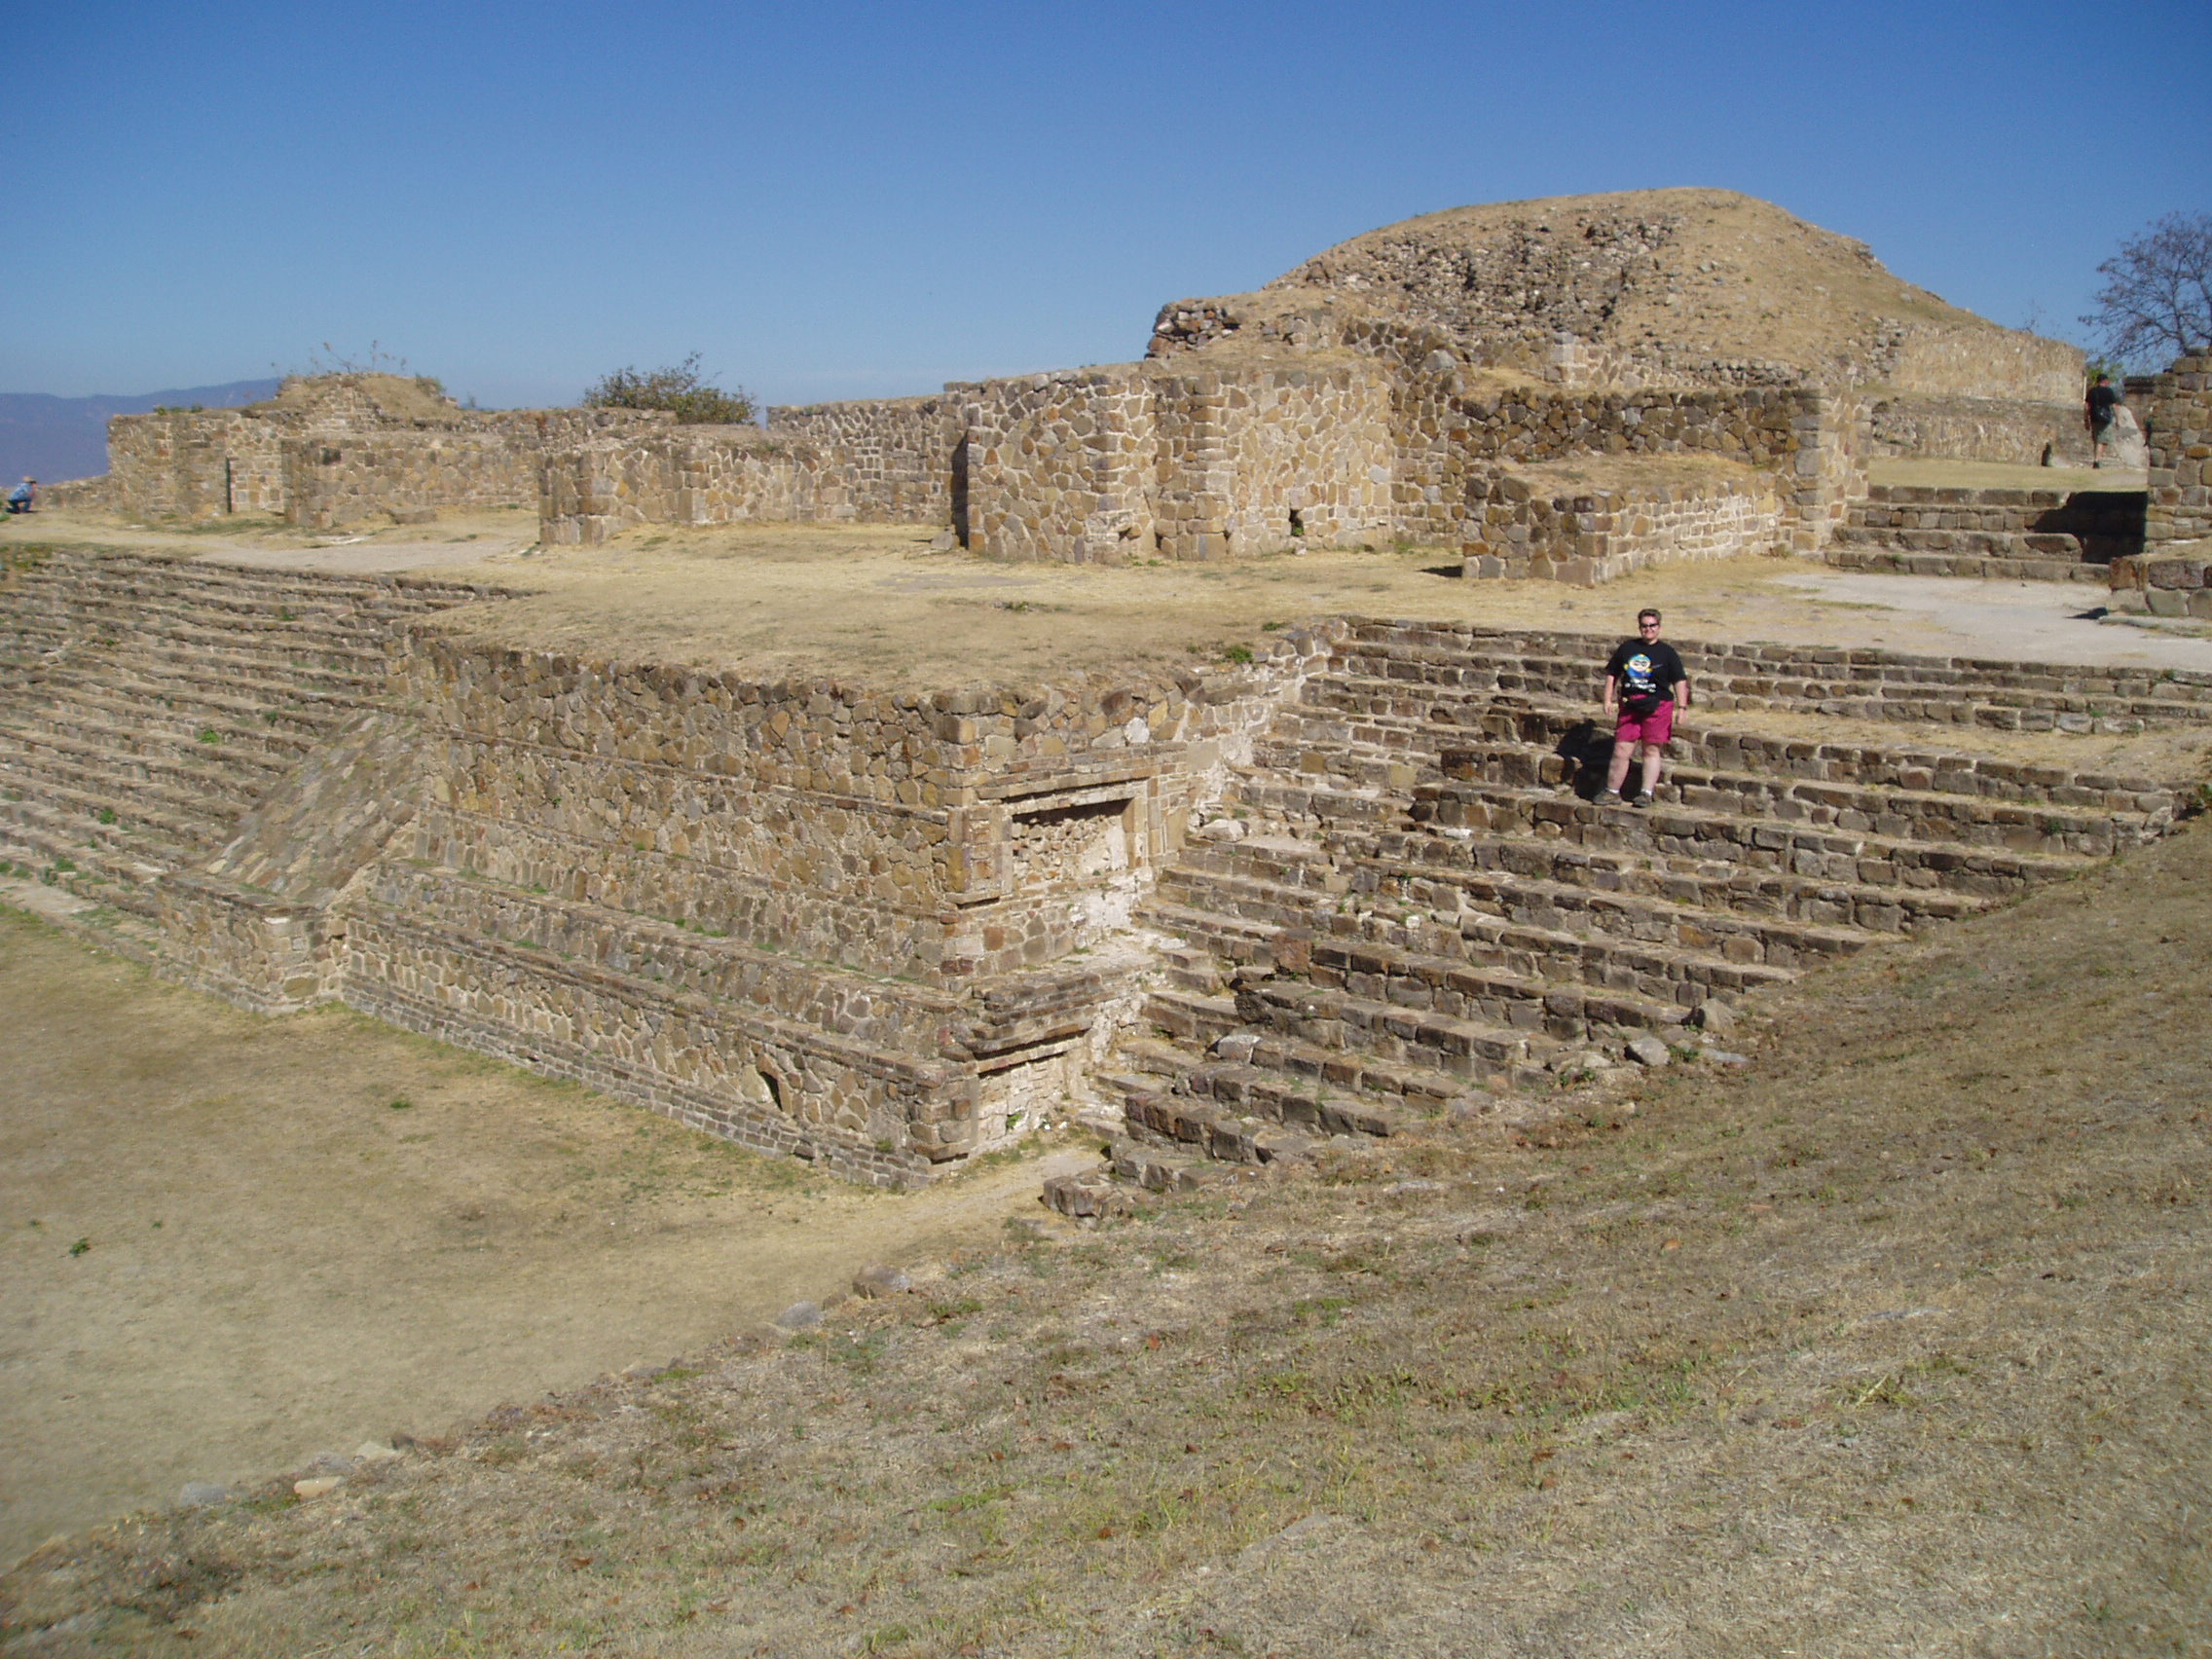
[1775,569,2212,671]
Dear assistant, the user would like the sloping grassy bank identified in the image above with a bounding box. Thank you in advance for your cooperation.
[6,824,2210,1657]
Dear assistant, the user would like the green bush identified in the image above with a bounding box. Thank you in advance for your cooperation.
[582,352,756,424]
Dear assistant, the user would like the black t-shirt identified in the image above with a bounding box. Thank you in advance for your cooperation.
[1605,638,1687,707]
[2088,384,2120,424]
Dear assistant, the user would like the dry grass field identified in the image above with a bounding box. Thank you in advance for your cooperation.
[4,815,2209,1656]
[9,507,2209,698]
[0,911,1086,1567]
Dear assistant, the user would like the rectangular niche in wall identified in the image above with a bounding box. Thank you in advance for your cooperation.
[1008,793,1134,894]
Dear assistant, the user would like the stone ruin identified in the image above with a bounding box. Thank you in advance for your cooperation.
[9,193,2212,1195]
[55,188,2145,582]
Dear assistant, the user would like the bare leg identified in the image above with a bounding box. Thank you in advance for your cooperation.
[1641,745,1664,799]
[1605,739,1636,795]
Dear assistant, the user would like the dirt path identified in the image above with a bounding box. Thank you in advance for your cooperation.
[0,908,1086,1564]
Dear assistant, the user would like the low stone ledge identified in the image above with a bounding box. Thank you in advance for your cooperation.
[2108,549,2212,617]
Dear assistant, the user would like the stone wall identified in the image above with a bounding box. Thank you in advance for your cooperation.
[1862,393,2089,464]
[109,409,286,519]
[1378,327,1860,553]
[2108,551,2212,618]
[1215,365,1396,554]
[537,426,835,544]
[2148,355,2212,546]
[1462,469,1786,583]
[285,429,537,529]
[1884,323,2083,403]
[104,378,663,528]
[312,622,1345,1180]
[765,395,960,523]
[30,475,113,511]
[540,401,969,545]
[960,369,1160,561]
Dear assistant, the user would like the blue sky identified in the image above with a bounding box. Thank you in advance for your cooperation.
[4,0,2205,409]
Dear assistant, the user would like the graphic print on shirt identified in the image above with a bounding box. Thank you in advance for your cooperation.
[1620,652,1662,698]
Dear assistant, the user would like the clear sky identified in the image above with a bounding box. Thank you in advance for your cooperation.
[4,0,2205,409]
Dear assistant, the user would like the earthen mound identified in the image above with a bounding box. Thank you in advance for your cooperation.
[1151,188,2078,398]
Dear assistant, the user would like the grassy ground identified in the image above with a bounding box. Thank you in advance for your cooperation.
[0,909,1086,1565]
[6,817,2208,1656]
[1865,458,2148,492]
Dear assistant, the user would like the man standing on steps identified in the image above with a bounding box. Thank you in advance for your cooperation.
[1598,608,1689,808]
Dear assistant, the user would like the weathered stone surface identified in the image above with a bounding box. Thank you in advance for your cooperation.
[852,1264,912,1299]
[1041,1171,1135,1218]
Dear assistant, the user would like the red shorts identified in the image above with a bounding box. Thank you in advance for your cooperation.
[1615,701,1675,746]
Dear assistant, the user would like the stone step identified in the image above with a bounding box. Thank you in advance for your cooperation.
[0,758,232,854]
[1147,975,1551,1090]
[4,560,424,623]
[50,634,382,701]
[1255,727,2165,857]
[11,674,346,752]
[0,591,397,669]
[1150,871,1752,1035]
[1330,651,2203,731]
[0,743,246,839]
[1294,681,2183,809]
[0,699,301,780]
[1409,776,2092,901]
[0,802,180,914]
[1325,632,2212,726]
[18,654,382,733]
[1114,1035,1425,1142]
[1103,1134,1259,1192]
[1822,546,2114,584]
[1829,524,2111,561]
[1345,824,1988,933]
[1231,770,2089,903]
[13,553,480,615]
[1158,942,1227,994]
[1116,1091,1323,1169]
[1175,835,1894,968]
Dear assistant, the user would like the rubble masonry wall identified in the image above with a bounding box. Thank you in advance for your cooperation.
[1463,471,1787,584]
[2148,355,2212,546]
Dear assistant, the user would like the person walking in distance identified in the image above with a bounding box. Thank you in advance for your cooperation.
[2085,373,2120,468]
[1598,608,1689,808]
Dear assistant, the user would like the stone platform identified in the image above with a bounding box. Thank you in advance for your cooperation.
[5,546,2207,1194]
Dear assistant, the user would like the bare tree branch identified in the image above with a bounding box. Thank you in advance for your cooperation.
[2081,213,2212,371]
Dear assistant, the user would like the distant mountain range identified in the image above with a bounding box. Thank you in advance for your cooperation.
[0,379,281,486]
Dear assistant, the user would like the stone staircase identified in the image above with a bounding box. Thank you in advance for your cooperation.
[0,547,483,953]
[1071,619,2197,1200]
[1825,484,2146,582]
